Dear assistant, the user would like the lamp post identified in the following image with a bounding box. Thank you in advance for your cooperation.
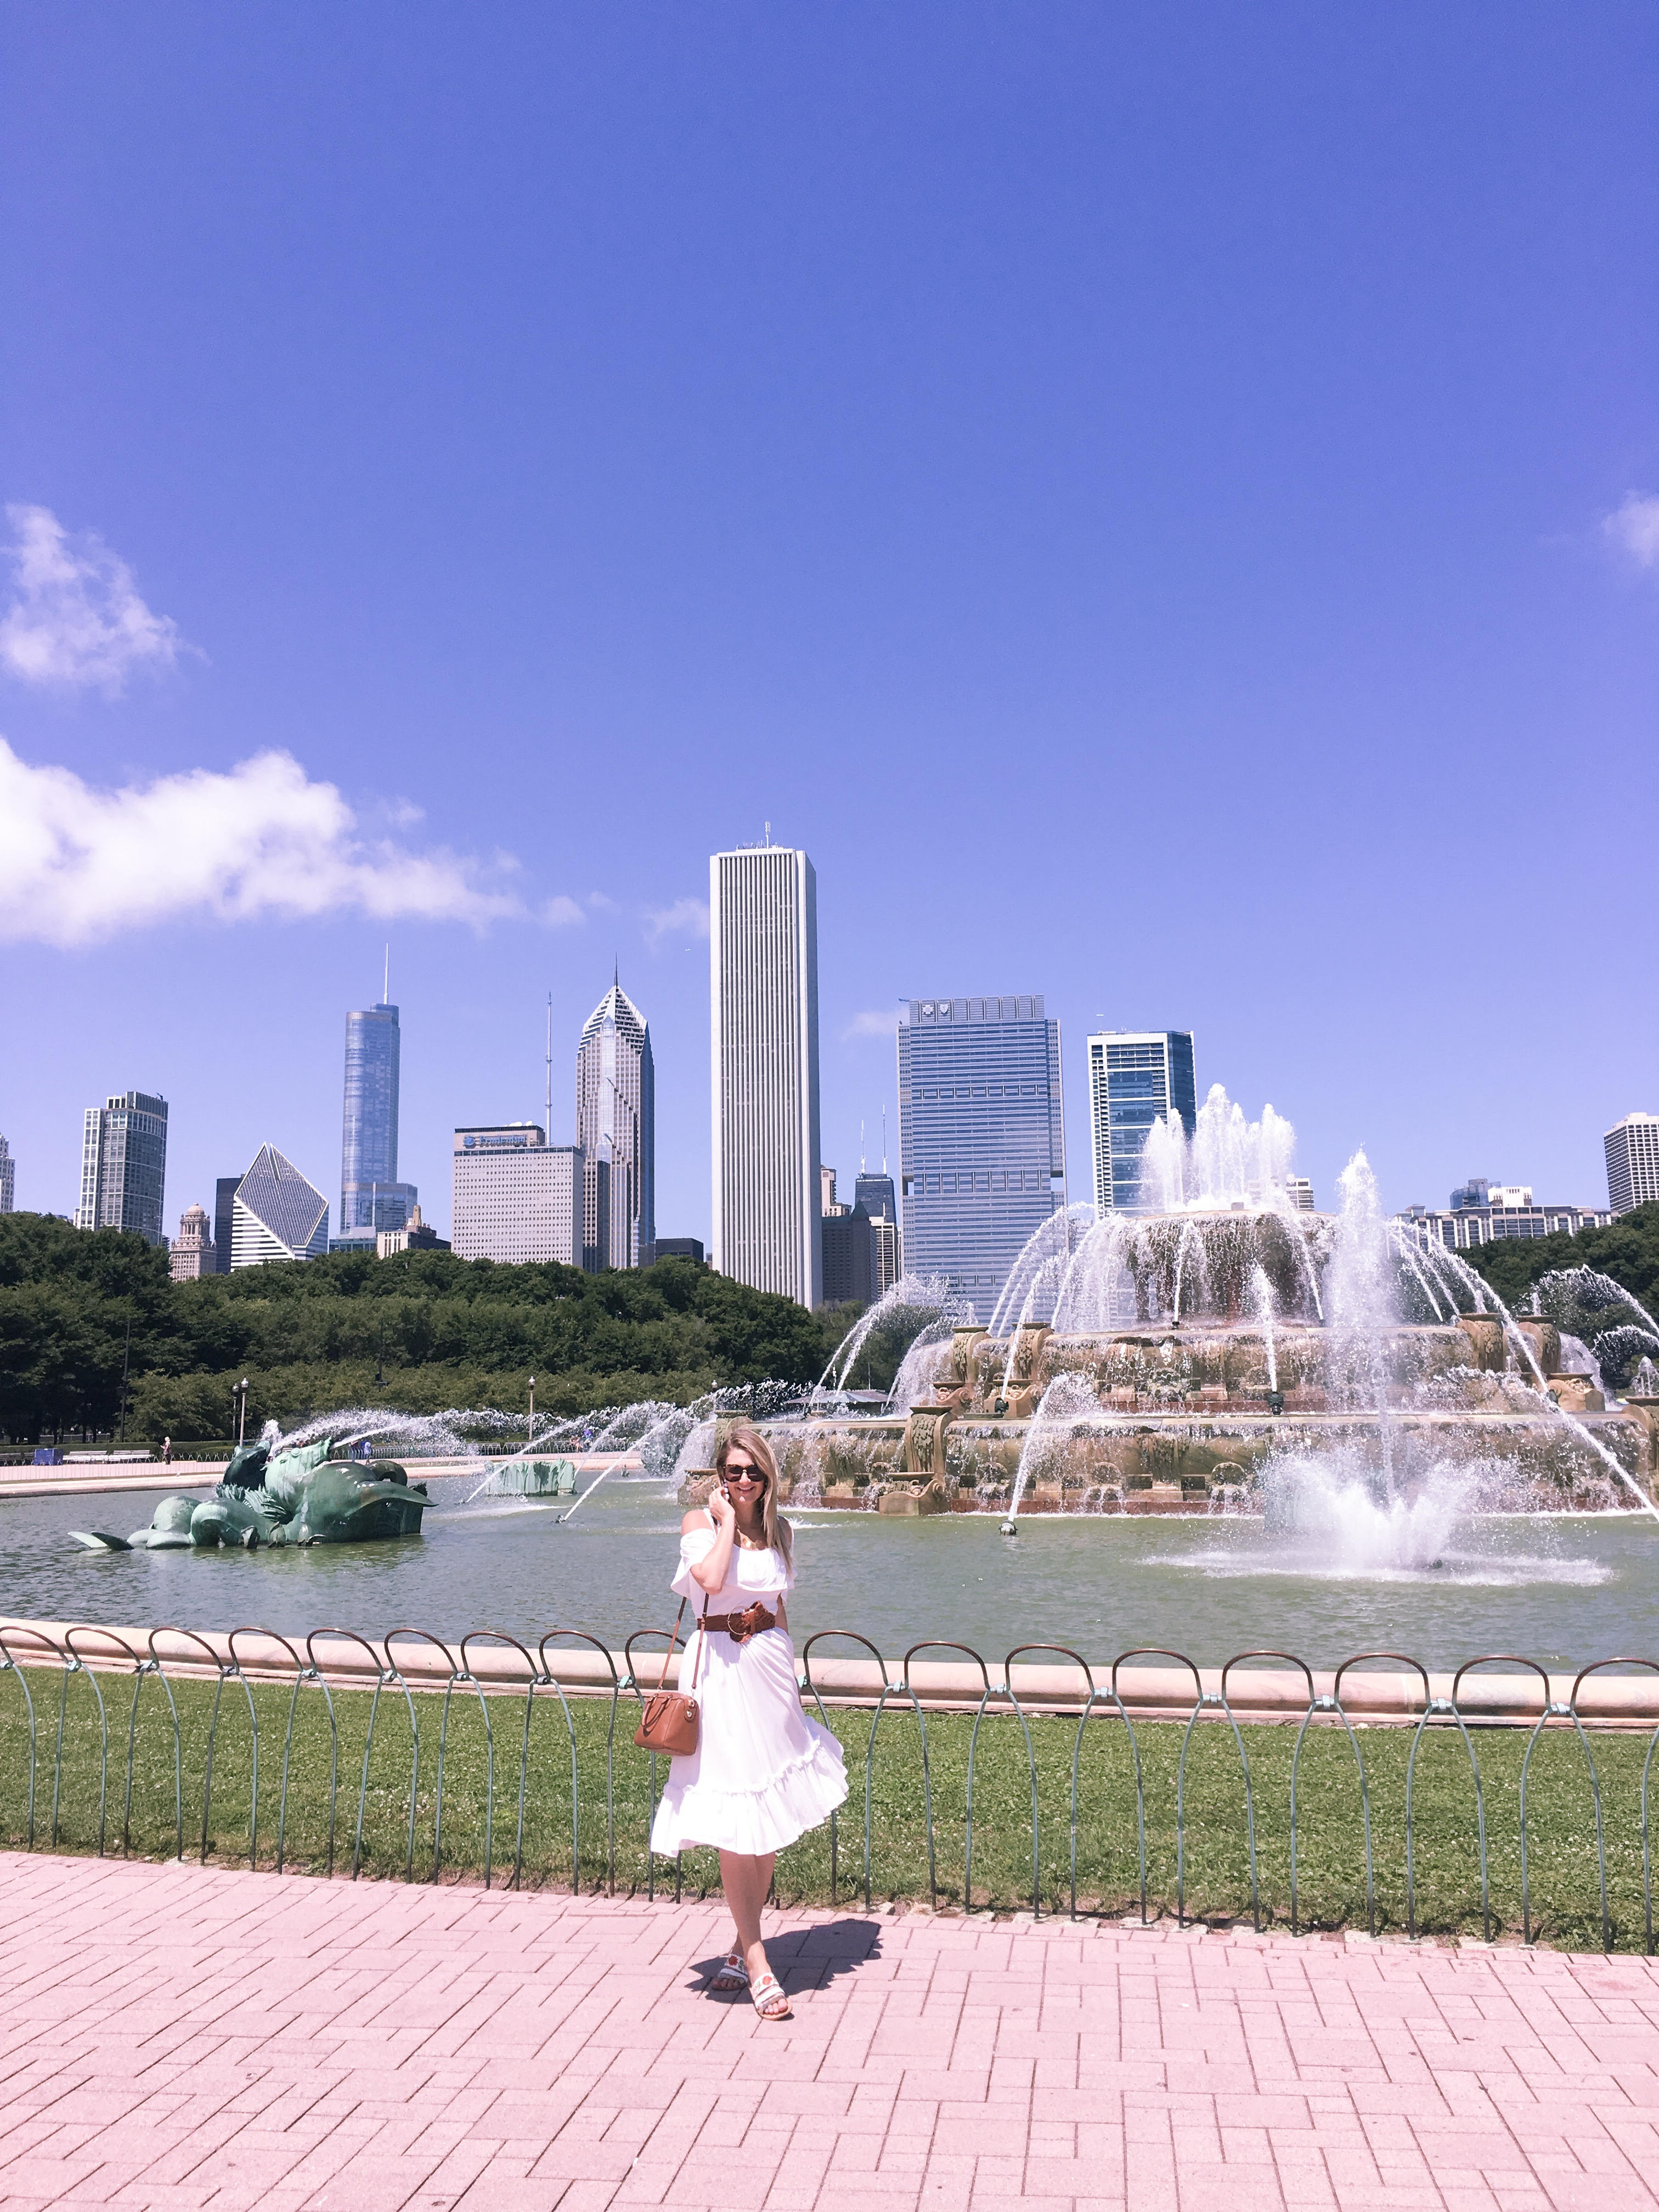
[528,1374,535,1447]
[235,1377,249,1447]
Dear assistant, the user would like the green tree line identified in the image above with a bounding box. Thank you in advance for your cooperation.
[0,1213,857,1444]
[1461,1201,1659,1384]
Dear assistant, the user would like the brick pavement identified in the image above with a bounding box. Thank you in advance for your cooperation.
[3,1854,1658,2211]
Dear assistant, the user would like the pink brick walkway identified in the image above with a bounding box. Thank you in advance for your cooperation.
[3,1855,1659,2211]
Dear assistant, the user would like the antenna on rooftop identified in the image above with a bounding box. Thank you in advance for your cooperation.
[545,993,552,1142]
[882,1106,888,1173]
[860,1119,866,1173]
[383,944,390,1005]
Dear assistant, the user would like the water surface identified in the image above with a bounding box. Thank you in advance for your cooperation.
[3,1475,1657,1671]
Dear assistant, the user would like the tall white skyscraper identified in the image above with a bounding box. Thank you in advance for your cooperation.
[0,1131,13,1215]
[1606,1113,1659,1217]
[710,845,822,1307]
[76,1091,169,1245]
[575,975,655,1269]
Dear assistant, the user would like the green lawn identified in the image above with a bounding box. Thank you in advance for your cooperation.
[0,1669,1646,1952]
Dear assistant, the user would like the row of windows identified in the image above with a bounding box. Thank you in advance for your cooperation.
[905,1170,1054,1196]
[911,1082,1045,1103]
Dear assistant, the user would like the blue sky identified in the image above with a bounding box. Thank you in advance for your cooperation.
[2,4,1655,1245]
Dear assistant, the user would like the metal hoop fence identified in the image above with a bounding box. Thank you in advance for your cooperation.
[0,1619,1653,1951]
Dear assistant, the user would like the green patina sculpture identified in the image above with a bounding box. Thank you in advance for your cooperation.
[71,1434,428,1553]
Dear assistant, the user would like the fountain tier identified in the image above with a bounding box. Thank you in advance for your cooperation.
[676,1199,1658,1518]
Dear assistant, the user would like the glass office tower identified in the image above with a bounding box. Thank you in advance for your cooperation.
[1087,1031,1197,1212]
[898,996,1064,1318]
[76,1091,169,1245]
[341,1001,417,1234]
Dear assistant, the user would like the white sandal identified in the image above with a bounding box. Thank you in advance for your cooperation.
[750,1971,792,2021]
[709,1945,748,1993]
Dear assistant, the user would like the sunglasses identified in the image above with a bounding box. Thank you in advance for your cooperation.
[723,1466,767,1486]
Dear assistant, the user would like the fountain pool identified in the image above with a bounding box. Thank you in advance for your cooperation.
[5,1465,1658,1670]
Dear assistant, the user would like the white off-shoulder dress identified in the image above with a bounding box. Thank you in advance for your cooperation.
[647,1520,848,1858]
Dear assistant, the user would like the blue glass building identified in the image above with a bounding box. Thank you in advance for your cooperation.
[341,1002,417,1235]
[1087,1031,1197,1211]
[898,996,1065,1318]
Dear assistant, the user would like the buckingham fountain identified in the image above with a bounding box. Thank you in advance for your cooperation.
[678,1090,1659,1533]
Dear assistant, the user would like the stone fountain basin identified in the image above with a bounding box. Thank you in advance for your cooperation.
[740,1403,1655,1513]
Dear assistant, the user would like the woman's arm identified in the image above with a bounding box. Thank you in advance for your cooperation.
[684,1491,735,1595]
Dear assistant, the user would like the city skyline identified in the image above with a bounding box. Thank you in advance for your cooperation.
[21,943,1653,1272]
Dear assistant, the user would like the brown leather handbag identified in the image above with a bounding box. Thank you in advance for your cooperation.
[633,1599,704,1757]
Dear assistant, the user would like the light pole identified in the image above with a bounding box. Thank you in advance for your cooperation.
[527,1374,535,1447]
[235,1377,249,1447]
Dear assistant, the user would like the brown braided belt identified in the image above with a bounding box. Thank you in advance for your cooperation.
[699,1602,778,1644]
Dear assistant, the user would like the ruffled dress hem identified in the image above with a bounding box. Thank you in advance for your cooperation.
[649,1734,848,1858]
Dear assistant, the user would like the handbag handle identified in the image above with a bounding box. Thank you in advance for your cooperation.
[653,1585,709,1699]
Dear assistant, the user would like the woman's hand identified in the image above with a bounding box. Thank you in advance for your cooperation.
[685,1494,735,1594]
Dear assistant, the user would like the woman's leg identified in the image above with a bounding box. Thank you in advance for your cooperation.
[719,1849,777,1983]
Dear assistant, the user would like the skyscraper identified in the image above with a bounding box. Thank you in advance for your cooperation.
[820,1167,874,1307]
[76,1091,169,1245]
[575,976,655,1270]
[0,1131,13,1214]
[1088,1031,1198,1212]
[341,998,417,1235]
[1606,1113,1659,1217]
[213,1176,240,1273]
[168,1203,215,1281]
[232,1145,330,1265]
[856,1128,901,1296]
[898,996,1064,1316]
[451,1125,582,1263]
[710,845,822,1306]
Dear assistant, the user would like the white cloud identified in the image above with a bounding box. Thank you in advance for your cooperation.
[643,896,710,946]
[586,890,618,911]
[0,505,193,692]
[542,895,586,928]
[0,738,527,946]
[1603,492,1659,570]
[843,1008,900,1040]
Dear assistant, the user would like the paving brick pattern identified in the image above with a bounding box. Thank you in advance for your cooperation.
[3,1854,1658,2211]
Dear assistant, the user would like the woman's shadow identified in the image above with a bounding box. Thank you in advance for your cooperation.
[692,1917,883,1999]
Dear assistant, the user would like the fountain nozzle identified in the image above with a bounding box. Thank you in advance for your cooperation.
[999,1519,1018,1538]
[1267,1390,1284,1417]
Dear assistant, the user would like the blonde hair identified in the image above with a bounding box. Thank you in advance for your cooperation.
[714,1423,792,1568]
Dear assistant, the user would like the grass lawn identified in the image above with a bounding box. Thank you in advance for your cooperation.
[0,1669,1646,1952]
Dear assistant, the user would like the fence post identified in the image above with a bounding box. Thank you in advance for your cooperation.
[539,1632,625,1895]
[1004,1645,1097,1920]
[902,1643,992,1912]
[800,1632,892,1912]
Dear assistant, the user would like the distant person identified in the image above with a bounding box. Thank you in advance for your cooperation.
[161,1436,172,1465]
[651,1424,847,2021]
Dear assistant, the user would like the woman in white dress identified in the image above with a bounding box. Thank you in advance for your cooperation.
[650,1424,848,2021]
